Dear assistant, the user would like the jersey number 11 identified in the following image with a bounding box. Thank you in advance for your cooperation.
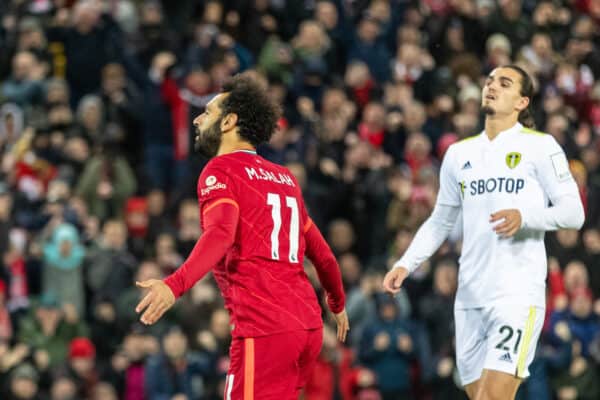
[267,193,299,263]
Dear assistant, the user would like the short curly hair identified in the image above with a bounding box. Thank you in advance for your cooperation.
[219,73,281,147]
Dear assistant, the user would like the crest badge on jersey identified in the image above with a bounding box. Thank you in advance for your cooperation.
[505,152,521,169]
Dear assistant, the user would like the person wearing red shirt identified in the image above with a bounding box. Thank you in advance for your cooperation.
[135,73,348,399]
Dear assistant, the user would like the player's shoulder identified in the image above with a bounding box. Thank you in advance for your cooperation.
[514,126,558,149]
[445,132,482,157]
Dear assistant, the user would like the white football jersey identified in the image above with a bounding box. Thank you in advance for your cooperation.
[439,123,578,309]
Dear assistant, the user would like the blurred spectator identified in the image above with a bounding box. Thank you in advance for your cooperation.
[144,326,214,400]
[1,1,599,398]
[359,293,415,400]
[3,362,41,400]
[42,223,85,316]
[18,292,88,368]
[75,138,137,221]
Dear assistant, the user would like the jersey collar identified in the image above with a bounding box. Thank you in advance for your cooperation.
[482,122,522,145]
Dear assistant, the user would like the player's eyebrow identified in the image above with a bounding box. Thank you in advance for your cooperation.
[499,76,514,84]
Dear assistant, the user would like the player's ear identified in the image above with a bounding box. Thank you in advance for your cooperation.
[221,113,238,131]
[516,96,530,112]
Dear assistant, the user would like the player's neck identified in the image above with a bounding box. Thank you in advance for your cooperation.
[217,140,256,156]
[484,115,519,141]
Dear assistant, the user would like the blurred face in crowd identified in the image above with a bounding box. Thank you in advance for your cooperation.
[405,132,431,161]
[285,162,306,189]
[210,309,230,340]
[0,193,13,220]
[403,101,426,132]
[11,377,38,399]
[203,1,223,24]
[380,301,397,321]
[500,0,522,19]
[12,51,36,80]
[481,67,529,119]
[136,261,162,283]
[328,219,355,253]
[362,102,386,130]
[51,376,77,400]
[64,137,90,163]
[79,99,102,131]
[123,333,146,361]
[91,382,118,400]
[73,0,102,32]
[339,253,362,287]
[36,304,61,334]
[186,69,212,95]
[434,262,458,296]
[582,229,600,253]
[532,33,553,58]
[102,220,127,249]
[357,18,380,43]
[59,238,73,257]
[146,189,166,217]
[46,81,70,106]
[163,329,188,360]
[102,63,126,94]
[563,261,589,294]
[570,290,593,318]
[18,25,45,50]
[70,355,95,377]
[557,229,579,248]
[315,1,338,30]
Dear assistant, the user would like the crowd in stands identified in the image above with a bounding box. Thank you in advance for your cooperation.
[0,0,599,399]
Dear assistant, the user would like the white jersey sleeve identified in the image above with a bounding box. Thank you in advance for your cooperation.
[518,136,585,231]
[437,145,461,207]
[393,204,460,273]
[392,146,461,273]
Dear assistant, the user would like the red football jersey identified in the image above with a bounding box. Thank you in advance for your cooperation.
[197,150,323,338]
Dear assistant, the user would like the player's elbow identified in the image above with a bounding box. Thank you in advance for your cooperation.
[573,203,585,230]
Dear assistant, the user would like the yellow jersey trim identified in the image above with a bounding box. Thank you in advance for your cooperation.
[521,127,546,136]
[516,306,536,378]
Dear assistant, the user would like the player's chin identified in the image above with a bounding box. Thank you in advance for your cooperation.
[481,105,495,115]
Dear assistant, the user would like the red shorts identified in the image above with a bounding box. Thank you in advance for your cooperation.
[224,328,323,400]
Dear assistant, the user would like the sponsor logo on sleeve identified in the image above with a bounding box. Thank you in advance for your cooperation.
[201,175,227,196]
[550,152,571,181]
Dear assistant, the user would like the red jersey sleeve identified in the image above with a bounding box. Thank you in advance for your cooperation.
[303,212,346,313]
[163,162,239,298]
[196,162,237,216]
[164,201,239,298]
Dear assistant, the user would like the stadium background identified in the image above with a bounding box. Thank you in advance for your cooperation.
[0,0,599,399]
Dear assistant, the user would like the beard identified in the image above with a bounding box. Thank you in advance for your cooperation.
[481,105,495,115]
[194,117,223,158]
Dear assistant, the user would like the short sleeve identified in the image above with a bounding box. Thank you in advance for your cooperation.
[197,162,237,213]
[535,136,578,202]
[436,145,461,207]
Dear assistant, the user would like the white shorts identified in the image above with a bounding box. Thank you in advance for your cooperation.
[454,303,544,386]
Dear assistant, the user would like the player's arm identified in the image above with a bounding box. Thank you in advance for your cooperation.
[304,219,349,342]
[383,145,461,295]
[492,136,584,236]
[135,199,239,325]
[520,136,584,231]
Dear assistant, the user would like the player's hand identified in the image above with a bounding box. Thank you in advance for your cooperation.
[333,309,350,343]
[135,280,176,325]
[490,209,522,237]
[382,267,409,295]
